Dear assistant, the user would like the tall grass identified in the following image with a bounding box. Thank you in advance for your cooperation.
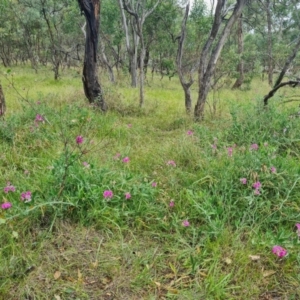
[1,66,300,299]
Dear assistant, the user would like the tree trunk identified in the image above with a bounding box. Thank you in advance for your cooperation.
[232,14,244,89]
[0,83,6,117]
[139,46,145,106]
[266,0,273,86]
[195,0,247,121]
[78,0,107,111]
[130,44,138,87]
[144,48,150,74]
[99,39,115,83]
[176,2,193,113]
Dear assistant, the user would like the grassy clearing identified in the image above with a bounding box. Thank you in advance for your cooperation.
[1,66,300,299]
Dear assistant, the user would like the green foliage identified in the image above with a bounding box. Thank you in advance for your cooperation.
[1,67,300,299]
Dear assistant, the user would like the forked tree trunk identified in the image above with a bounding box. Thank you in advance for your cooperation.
[0,83,6,117]
[78,0,107,111]
[194,0,247,121]
[176,2,193,113]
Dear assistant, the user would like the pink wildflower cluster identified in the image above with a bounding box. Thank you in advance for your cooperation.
[182,220,190,227]
[296,223,300,237]
[103,190,113,199]
[35,114,44,123]
[167,160,176,167]
[187,130,194,136]
[1,202,12,210]
[114,153,121,160]
[122,157,130,163]
[4,183,16,193]
[272,245,287,258]
[270,166,277,173]
[240,178,247,185]
[76,135,84,144]
[227,147,233,157]
[20,191,32,203]
[250,143,259,151]
[125,192,131,199]
[83,162,90,168]
[252,181,261,195]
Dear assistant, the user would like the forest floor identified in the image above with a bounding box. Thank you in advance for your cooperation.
[0,66,300,299]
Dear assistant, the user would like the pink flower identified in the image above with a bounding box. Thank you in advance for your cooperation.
[211,144,217,150]
[76,135,84,144]
[252,181,261,189]
[167,160,176,167]
[254,189,260,195]
[125,192,131,200]
[1,202,12,209]
[127,124,132,128]
[187,130,193,136]
[151,182,157,187]
[240,178,247,184]
[295,223,300,237]
[272,245,287,258]
[227,147,233,157]
[270,166,276,173]
[20,191,32,203]
[35,114,44,122]
[103,190,113,199]
[114,153,121,159]
[83,162,90,168]
[182,220,190,227]
[4,183,16,193]
[122,157,130,163]
[169,200,175,207]
[250,143,259,151]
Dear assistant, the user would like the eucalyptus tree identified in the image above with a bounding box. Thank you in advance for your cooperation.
[176,2,194,112]
[100,0,124,82]
[17,0,79,79]
[77,0,107,111]
[175,0,211,112]
[231,14,244,88]
[119,0,161,106]
[0,83,5,117]
[0,0,16,66]
[194,0,249,120]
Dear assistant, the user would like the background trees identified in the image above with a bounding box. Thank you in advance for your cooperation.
[1,0,300,117]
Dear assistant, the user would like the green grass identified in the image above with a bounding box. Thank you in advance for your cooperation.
[1,66,300,299]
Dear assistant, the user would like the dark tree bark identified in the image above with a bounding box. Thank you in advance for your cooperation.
[263,38,300,106]
[263,80,300,105]
[232,14,244,89]
[78,0,107,111]
[0,83,6,117]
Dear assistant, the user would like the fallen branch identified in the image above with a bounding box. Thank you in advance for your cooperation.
[263,80,300,106]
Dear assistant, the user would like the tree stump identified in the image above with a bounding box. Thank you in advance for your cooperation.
[0,83,6,117]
